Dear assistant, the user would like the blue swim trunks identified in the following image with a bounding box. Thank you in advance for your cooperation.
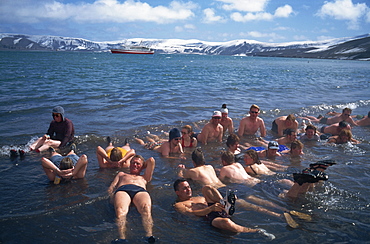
[50,154,79,168]
[114,184,148,199]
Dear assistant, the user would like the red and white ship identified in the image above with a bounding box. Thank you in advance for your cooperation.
[110,45,154,54]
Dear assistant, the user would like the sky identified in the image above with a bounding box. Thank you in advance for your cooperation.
[1,0,370,43]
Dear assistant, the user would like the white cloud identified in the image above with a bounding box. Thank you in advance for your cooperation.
[317,0,369,30]
[0,0,198,24]
[230,4,293,22]
[217,0,268,12]
[203,8,224,23]
[274,5,293,18]
[239,31,284,41]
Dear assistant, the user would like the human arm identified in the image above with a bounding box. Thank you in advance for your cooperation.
[41,157,73,180]
[107,172,122,199]
[143,157,155,182]
[217,125,223,142]
[237,120,245,137]
[118,149,136,168]
[228,119,234,135]
[259,119,266,137]
[177,164,192,179]
[60,119,74,147]
[174,202,224,217]
[96,146,111,168]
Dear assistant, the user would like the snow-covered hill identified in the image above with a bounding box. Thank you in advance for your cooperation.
[1,33,369,60]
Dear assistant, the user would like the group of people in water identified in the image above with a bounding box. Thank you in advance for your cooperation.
[15,104,369,243]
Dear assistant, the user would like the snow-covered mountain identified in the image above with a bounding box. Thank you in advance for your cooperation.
[1,33,369,60]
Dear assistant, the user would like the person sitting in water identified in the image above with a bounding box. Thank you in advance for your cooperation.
[220,104,234,136]
[135,128,184,158]
[289,140,304,157]
[271,114,298,137]
[173,179,275,239]
[30,106,75,153]
[108,155,156,243]
[276,129,298,150]
[238,104,266,138]
[177,148,225,189]
[356,111,370,127]
[41,145,87,183]
[299,124,320,141]
[243,149,276,176]
[327,129,360,144]
[180,125,197,149]
[300,108,358,126]
[219,151,261,187]
[197,111,223,145]
[96,137,136,168]
[225,134,243,161]
[256,141,282,159]
[320,121,351,138]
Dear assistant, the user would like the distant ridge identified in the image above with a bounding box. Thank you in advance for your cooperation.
[0,33,369,60]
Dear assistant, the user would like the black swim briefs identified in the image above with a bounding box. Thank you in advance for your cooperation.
[114,184,148,199]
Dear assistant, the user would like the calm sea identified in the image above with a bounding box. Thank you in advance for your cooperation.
[0,51,369,243]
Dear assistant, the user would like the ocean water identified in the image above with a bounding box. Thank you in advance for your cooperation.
[0,51,369,243]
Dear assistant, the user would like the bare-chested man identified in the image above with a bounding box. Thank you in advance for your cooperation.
[356,111,370,126]
[177,148,225,188]
[220,104,234,136]
[276,129,297,146]
[197,111,223,145]
[238,104,266,138]
[271,114,298,137]
[108,155,156,243]
[219,151,261,187]
[135,128,184,158]
[173,179,275,239]
[302,108,358,126]
[320,121,351,136]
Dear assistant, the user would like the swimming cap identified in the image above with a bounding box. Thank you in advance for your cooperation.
[169,128,181,141]
[212,111,222,117]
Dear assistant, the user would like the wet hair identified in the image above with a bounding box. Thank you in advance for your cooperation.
[339,121,349,128]
[290,140,304,150]
[250,104,260,111]
[181,125,194,136]
[342,107,352,113]
[110,147,123,162]
[221,151,235,165]
[226,134,240,148]
[59,157,74,170]
[368,111,370,117]
[339,129,352,140]
[286,114,296,122]
[305,124,317,132]
[192,148,205,166]
[245,150,261,165]
[285,128,296,136]
[173,178,188,191]
[222,104,227,109]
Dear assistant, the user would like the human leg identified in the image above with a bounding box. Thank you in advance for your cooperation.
[237,199,281,218]
[72,154,88,179]
[202,185,223,203]
[37,139,61,152]
[211,217,259,233]
[134,138,146,145]
[132,192,154,238]
[114,191,132,240]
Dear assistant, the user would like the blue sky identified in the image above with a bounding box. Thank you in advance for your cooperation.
[1,0,369,43]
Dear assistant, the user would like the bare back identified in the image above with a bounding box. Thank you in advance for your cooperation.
[187,165,225,188]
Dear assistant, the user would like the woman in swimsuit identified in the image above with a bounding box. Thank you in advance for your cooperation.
[243,149,275,176]
[181,125,197,148]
